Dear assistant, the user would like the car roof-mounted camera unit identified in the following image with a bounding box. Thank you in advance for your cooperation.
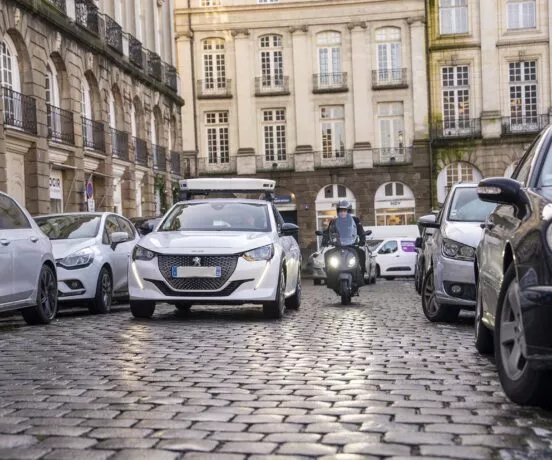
[179,178,276,202]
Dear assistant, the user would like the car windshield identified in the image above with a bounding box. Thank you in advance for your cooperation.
[35,215,101,240]
[537,137,552,186]
[159,202,271,232]
[447,187,496,222]
[367,239,383,251]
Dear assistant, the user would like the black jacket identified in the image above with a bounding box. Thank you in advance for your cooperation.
[322,215,366,246]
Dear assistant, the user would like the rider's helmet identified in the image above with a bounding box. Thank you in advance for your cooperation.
[336,199,352,218]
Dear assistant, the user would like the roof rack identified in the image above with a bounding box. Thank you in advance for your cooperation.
[178,178,276,201]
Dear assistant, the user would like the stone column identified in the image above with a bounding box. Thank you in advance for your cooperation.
[176,33,197,155]
[408,17,429,140]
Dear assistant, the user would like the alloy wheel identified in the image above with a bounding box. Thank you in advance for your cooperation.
[40,267,57,319]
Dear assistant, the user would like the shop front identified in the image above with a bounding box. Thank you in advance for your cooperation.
[374,182,416,226]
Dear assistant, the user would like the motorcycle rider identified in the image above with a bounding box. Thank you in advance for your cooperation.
[322,200,367,277]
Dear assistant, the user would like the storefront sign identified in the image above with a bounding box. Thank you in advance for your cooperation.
[274,195,292,204]
[49,171,63,200]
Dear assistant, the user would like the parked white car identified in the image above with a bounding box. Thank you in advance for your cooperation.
[129,178,302,319]
[35,212,140,313]
[371,237,418,279]
[0,191,58,324]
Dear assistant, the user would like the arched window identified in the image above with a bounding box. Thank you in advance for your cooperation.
[437,161,482,203]
[316,31,342,87]
[374,182,416,225]
[202,38,226,92]
[1,37,21,124]
[315,184,356,250]
[375,27,401,84]
[46,60,62,142]
[259,34,283,89]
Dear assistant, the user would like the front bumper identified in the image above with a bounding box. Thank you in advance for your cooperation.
[434,255,476,308]
[521,286,552,367]
[56,262,100,301]
[129,255,280,305]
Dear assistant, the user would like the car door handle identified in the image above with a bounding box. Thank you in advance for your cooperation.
[0,239,10,246]
[30,236,39,243]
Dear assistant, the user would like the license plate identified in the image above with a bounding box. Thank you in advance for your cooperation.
[171,266,221,278]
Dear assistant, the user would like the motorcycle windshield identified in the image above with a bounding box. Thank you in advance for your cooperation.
[332,215,357,246]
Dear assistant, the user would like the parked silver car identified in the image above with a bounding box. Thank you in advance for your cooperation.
[0,191,58,324]
[417,183,495,322]
[35,212,140,313]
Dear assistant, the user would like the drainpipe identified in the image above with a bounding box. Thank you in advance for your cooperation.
[424,0,435,210]
[187,0,199,173]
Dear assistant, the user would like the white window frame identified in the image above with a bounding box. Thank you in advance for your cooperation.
[375,27,402,84]
[205,111,229,164]
[259,35,284,89]
[262,109,286,162]
[202,38,226,92]
[507,0,536,30]
[441,65,471,135]
[439,0,468,35]
[508,60,538,129]
[316,32,343,87]
[378,102,404,151]
[320,106,345,158]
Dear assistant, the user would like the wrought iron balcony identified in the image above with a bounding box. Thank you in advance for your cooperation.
[147,51,162,81]
[75,0,99,35]
[134,137,148,166]
[313,73,348,93]
[111,128,129,160]
[129,35,143,68]
[104,15,123,54]
[372,68,408,89]
[170,151,181,176]
[165,65,178,91]
[432,118,482,139]
[502,114,550,135]
[81,116,105,152]
[47,0,67,14]
[373,147,413,166]
[47,104,74,144]
[2,87,37,135]
[197,157,237,175]
[153,144,166,171]
[197,79,232,99]
[255,76,290,96]
[314,149,353,169]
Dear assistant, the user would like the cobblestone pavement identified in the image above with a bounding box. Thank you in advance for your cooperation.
[1,279,552,460]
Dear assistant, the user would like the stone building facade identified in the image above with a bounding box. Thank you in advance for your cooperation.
[0,0,184,217]
[427,0,552,204]
[175,0,432,254]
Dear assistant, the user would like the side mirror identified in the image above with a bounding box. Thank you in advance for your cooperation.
[315,230,323,236]
[414,237,423,249]
[418,214,439,229]
[477,177,523,206]
[365,229,372,236]
[111,231,129,249]
[281,222,299,236]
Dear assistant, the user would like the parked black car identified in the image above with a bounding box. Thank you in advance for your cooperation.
[129,216,162,236]
[475,124,552,409]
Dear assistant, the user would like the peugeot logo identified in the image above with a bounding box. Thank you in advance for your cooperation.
[192,257,201,267]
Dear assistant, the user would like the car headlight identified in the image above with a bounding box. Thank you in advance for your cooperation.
[328,256,339,268]
[58,248,94,269]
[442,238,475,261]
[132,245,157,261]
[242,244,274,262]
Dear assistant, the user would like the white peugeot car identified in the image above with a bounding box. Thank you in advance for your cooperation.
[129,178,302,319]
[0,191,58,325]
[35,212,140,313]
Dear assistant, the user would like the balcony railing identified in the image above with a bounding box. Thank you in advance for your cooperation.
[129,35,143,68]
[134,137,148,166]
[47,104,74,144]
[153,144,166,171]
[432,118,482,139]
[104,15,123,54]
[502,114,550,135]
[82,116,105,152]
[165,65,178,91]
[313,73,348,93]
[373,147,413,166]
[148,51,162,81]
[2,87,37,135]
[314,149,353,169]
[75,0,99,35]
[171,151,181,176]
[372,68,408,89]
[197,79,232,99]
[47,0,67,14]
[197,157,237,175]
[111,128,129,160]
[255,76,290,96]
[256,155,295,172]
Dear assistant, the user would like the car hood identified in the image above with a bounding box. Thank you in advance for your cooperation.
[140,231,274,255]
[442,221,484,248]
[51,238,98,259]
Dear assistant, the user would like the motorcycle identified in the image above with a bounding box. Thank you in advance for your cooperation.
[315,215,367,305]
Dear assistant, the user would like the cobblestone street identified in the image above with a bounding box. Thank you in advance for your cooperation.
[1,280,552,460]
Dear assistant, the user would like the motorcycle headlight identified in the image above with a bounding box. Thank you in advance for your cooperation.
[347,255,357,267]
[242,244,274,262]
[58,247,94,269]
[132,245,157,261]
[442,238,475,261]
[328,256,339,268]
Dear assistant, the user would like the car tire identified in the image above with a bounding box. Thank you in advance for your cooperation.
[89,266,113,314]
[475,277,493,354]
[376,265,381,278]
[421,268,459,322]
[285,270,301,310]
[263,267,285,319]
[371,271,376,284]
[495,265,552,408]
[21,264,58,325]
[130,300,156,318]
[313,279,322,286]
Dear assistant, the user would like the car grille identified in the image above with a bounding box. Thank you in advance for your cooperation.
[158,255,238,291]
[146,279,250,297]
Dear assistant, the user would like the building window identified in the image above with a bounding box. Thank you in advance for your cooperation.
[509,61,537,127]
[201,0,221,6]
[202,38,226,90]
[259,35,283,88]
[262,109,286,162]
[439,0,468,35]
[507,0,535,29]
[375,27,401,83]
[206,111,229,164]
[378,102,404,151]
[441,65,470,132]
[1,38,21,122]
[317,32,342,87]
[320,106,345,158]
